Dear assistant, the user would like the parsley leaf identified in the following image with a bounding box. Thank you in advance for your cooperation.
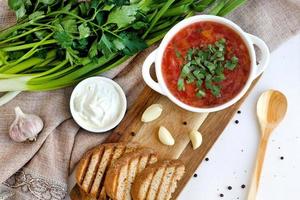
[212,74,225,82]
[174,47,182,59]
[96,12,105,26]
[88,40,98,58]
[34,30,48,40]
[180,62,191,78]
[105,0,130,6]
[78,23,91,39]
[73,38,88,50]
[79,2,90,16]
[211,85,221,97]
[54,31,73,49]
[91,0,102,9]
[28,11,44,20]
[196,89,206,98]
[15,5,26,20]
[8,0,23,10]
[39,0,56,5]
[61,3,72,12]
[132,21,148,30]
[112,38,126,50]
[225,56,239,70]
[186,73,196,84]
[98,33,114,57]
[107,5,139,28]
[119,32,147,55]
[177,78,185,91]
[196,79,203,88]
[62,19,77,34]
[193,69,205,80]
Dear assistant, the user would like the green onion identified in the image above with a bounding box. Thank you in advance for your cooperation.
[217,0,247,16]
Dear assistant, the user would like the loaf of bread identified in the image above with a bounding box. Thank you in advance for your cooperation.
[104,148,158,200]
[76,143,138,198]
[131,160,185,200]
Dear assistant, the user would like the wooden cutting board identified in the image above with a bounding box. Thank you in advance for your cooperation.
[70,78,260,200]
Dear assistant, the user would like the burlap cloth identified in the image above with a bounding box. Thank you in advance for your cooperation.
[0,0,299,199]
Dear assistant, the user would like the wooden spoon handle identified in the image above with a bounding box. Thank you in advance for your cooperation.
[247,136,269,200]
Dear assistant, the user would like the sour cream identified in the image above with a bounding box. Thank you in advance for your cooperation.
[70,77,127,132]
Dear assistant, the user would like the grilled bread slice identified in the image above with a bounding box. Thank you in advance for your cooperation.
[76,143,138,198]
[78,186,110,200]
[104,148,158,200]
[131,160,185,200]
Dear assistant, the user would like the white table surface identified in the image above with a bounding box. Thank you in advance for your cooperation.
[179,34,300,200]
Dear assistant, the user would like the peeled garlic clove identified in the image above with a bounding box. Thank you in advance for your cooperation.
[158,126,175,146]
[189,130,203,150]
[141,104,163,122]
[9,107,44,143]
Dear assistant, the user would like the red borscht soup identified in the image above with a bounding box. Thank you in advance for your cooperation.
[162,21,251,108]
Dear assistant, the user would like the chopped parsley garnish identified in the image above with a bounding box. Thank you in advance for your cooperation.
[176,38,239,97]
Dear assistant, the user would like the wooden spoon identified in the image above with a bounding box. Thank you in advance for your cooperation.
[247,90,288,200]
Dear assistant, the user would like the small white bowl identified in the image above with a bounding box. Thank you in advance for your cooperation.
[142,15,270,113]
[70,77,127,133]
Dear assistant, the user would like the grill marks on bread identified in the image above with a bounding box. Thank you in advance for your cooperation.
[131,160,185,200]
[104,148,158,200]
[76,143,137,198]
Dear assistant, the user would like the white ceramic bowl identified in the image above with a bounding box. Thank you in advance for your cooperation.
[142,15,270,113]
[70,77,127,133]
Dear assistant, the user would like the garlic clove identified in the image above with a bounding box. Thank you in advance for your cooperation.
[141,104,163,122]
[189,130,203,150]
[158,126,175,146]
[9,107,44,143]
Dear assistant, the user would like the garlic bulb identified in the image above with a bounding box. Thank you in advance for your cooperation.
[9,107,44,142]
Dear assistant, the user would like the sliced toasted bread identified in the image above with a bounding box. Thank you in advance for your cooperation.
[78,186,109,200]
[131,160,185,200]
[76,143,138,198]
[104,148,158,200]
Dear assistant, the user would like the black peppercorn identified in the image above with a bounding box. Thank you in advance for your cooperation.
[280,156,284,160]
[241,184,246,189]
[237,110,241,114]
[183,121,187,125]
[235,120,239,124]
[193,173,198,178]
[220,193,224,197]
[205,157,209,161]
[228,186,232,190]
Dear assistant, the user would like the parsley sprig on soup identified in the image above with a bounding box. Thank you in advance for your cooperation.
[162,22,251,108]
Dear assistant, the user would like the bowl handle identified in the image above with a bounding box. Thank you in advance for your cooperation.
[247,33,270,79]
[142,49,165,95]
